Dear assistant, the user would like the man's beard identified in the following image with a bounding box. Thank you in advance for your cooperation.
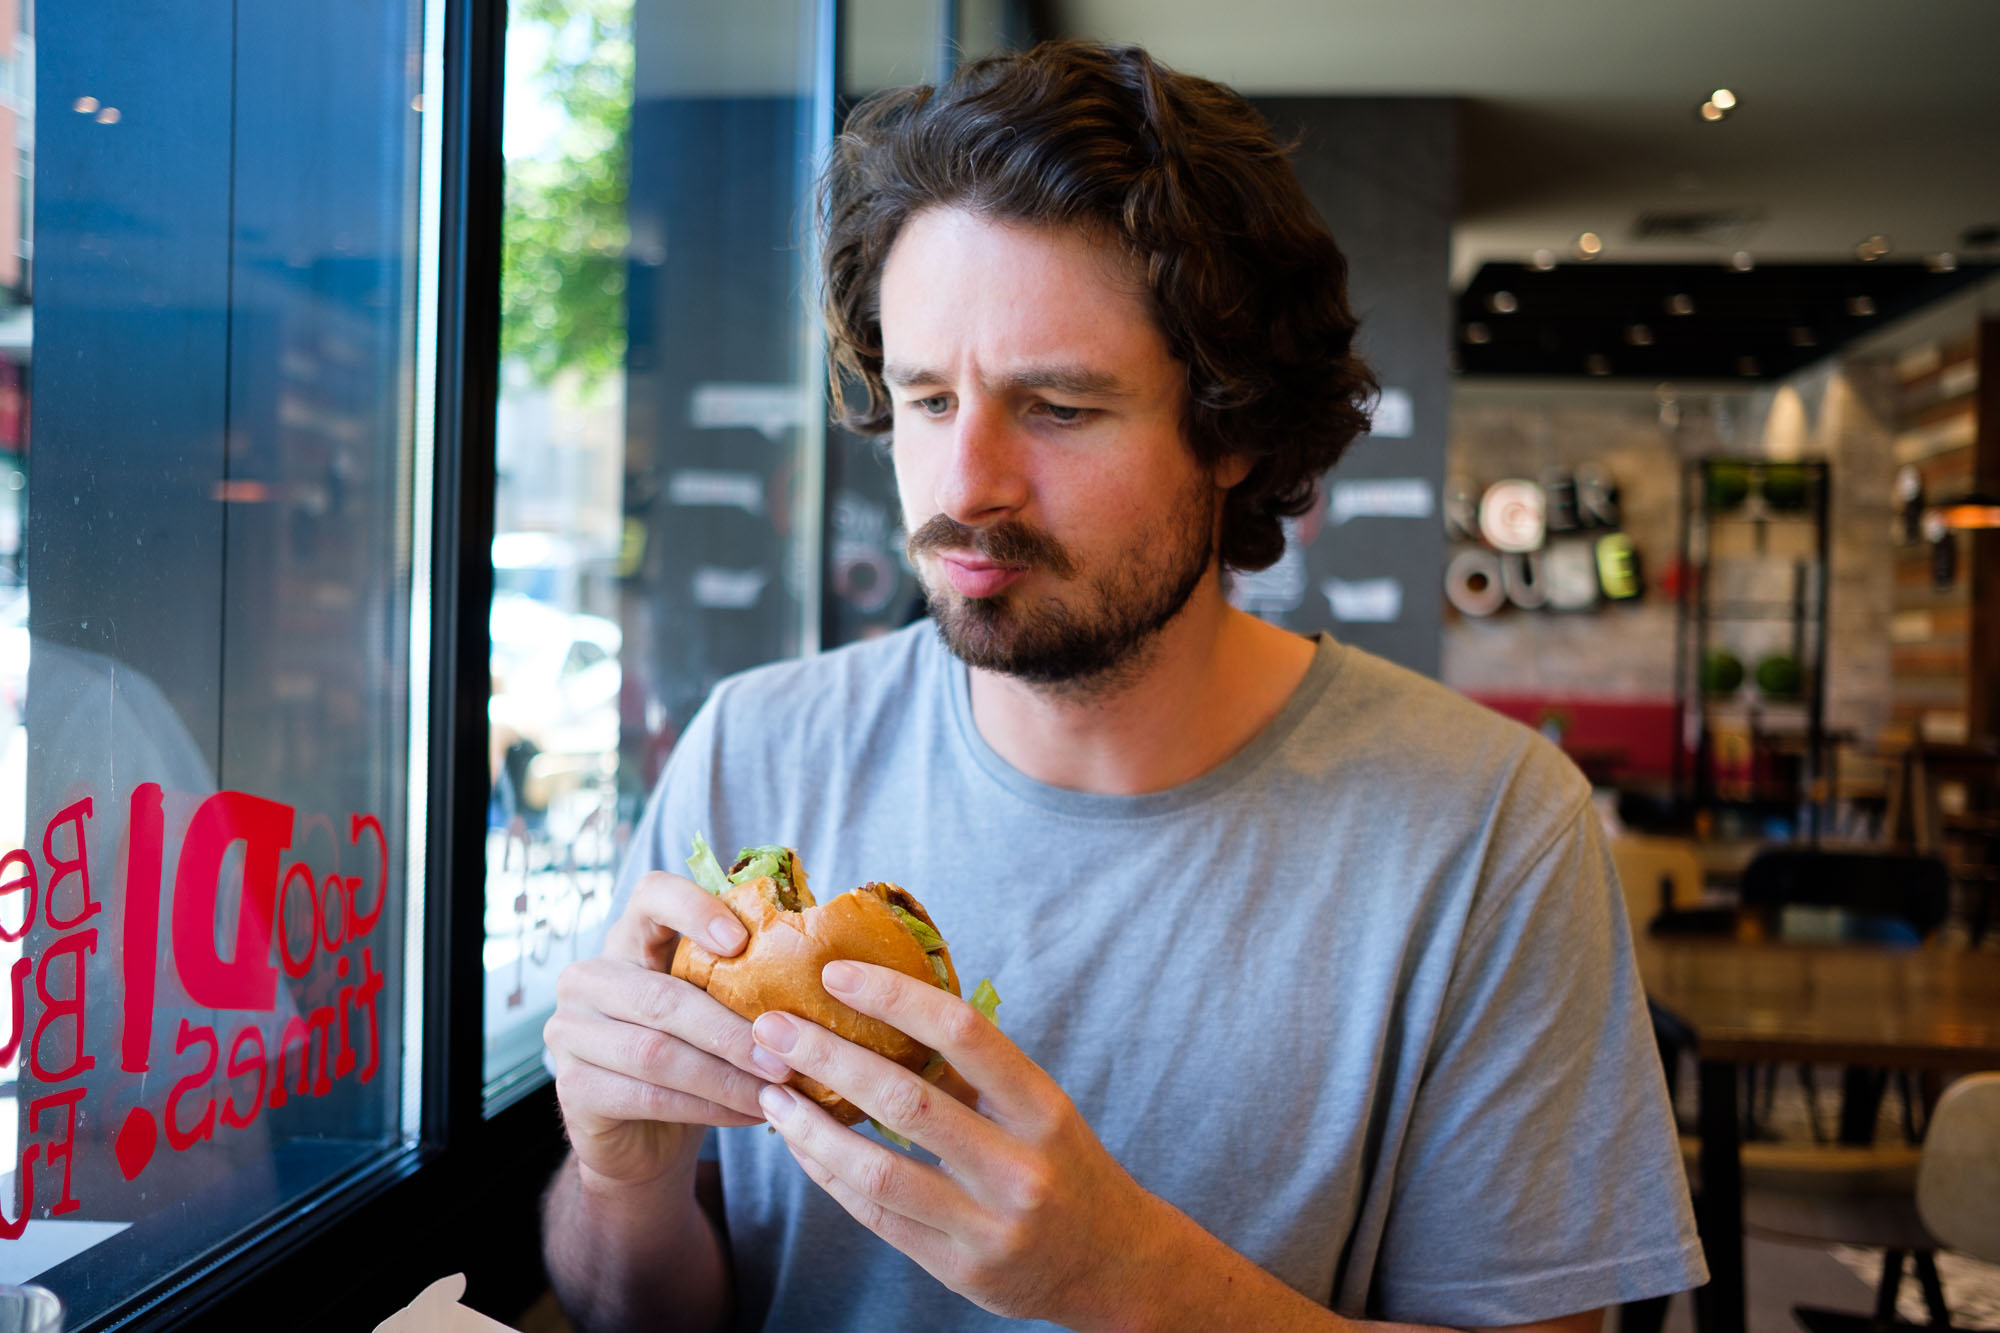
[905,482,1219,692]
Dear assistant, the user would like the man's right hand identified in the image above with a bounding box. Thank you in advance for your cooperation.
[546,870,778,1189]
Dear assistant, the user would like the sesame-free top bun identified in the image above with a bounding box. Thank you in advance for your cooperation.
[671,876,960,1125]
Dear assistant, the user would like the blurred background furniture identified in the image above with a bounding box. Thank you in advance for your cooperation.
[1636,939,2000,1333]
[1776,1070,2000,1333]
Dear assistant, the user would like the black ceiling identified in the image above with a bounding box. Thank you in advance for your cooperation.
[1454,261,1998,381]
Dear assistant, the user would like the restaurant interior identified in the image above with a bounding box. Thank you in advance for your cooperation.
[5,0,1999,1330]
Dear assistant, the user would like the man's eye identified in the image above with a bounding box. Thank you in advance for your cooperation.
[1039,403,1087,424]
[914,395,952,416]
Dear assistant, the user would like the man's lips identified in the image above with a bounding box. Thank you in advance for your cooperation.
[939,554,1027,598]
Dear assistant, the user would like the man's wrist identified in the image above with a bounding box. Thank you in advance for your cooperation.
[1073,1193,1348,1333]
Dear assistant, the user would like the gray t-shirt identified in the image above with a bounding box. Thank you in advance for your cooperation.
[606,625,1705,1329]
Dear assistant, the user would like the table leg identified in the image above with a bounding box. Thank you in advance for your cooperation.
[1694,1058,1744,1333]
[1837,1068,1886,1145]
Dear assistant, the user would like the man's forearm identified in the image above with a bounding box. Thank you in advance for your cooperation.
[542,1151,732,1333]
[1088,1193,1599,1333]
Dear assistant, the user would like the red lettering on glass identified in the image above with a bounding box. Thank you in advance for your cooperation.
[355,944,386,1084]
[122,782,166,1073]
[0,955,27,1064]
[348,812,387,938]
[266,1005,336,1106]
[30,929,96,1082]
[28,1086,87,1216]
[220,1022,267,1131]
[0,848,37,942]
[42,797,99,931]
[172,791,295,1010]
[165,1020,219,1152]
[277,861,317,979]
[0,1144,36,1239]
[319,871,346,952]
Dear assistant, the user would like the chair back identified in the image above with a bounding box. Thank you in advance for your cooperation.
[1916,1072,2000,1262]
[1610,835,1703,938]
[1738,846,1950,942]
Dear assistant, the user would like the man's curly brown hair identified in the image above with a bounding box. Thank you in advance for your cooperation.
[820,39,1377,573]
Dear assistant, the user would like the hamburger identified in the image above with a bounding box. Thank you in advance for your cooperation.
[673,835,998,1129]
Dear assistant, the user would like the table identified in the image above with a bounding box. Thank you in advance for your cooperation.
[1636,937,2000,1333]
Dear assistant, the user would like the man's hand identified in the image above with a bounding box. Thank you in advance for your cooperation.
[746,958,1175,1327]
[545,870,783,1190]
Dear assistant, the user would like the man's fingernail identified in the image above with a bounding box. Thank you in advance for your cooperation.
[823,960,862,994]
[709,917,747,952]
[750,1045,791,1080]
[754,1011,799,1053]
[759,1083,797,1121]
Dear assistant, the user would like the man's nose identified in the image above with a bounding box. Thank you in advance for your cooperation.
[932,398,1029,526]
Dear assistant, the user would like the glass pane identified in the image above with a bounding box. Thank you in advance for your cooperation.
[483,0,827,1092]
[4,0,425,1321]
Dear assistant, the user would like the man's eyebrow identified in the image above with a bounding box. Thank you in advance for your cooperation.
[880,361,1131,398]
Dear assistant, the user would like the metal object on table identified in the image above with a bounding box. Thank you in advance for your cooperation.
[0,1286,63,1333]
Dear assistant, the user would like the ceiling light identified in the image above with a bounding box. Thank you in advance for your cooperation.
[74,95,99,114]
[1699,101,1727,122]
[1530,249,1557,271]
[1737,355,1761,377]
[1847,295,1876,317]
[1927,253,1958,273]
[96,107,121,125]
[1575,232,1604,260]
[1666,293,1696,316]
[1729,251,1754,272]
[1463,322,1492,345]
[1487,291,1518,314]
[1789,326,1818,347]
[1711,89,1738,111]
[1586,354,1611,376]
[1856,234,1891,261]
[1625,324,1654,346]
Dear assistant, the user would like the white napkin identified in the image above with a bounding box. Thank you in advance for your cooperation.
[372,1275,520,1333]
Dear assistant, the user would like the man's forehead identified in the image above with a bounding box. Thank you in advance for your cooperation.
[876,208,1168,388]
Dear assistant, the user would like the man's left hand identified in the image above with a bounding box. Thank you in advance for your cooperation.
[748,959,1166,1327]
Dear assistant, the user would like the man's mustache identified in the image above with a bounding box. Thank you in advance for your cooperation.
[906,514,1080,580]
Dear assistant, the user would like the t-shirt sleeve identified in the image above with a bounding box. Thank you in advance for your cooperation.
[1371,800,1708,1327]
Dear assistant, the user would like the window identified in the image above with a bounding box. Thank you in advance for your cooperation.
[3,0,427,1322]
[480,0,833,1096]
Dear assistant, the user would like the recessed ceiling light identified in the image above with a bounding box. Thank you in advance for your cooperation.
[1665,293,1696,316]
[96,107,121,125]
[1926,253,1959,273]
[1586,354,1611,376]
[1487,291,1518,314]
[1846,295,1877,317]
[1699,101,1727,122]
[1728,251,1754,272]
[1625,324,1654,346]
[1711,89,1737,111]
[74,95,100,114]
[1856,234,1891,261]
[1530,249,1557,271]
[1575,232,1603,260]
[1463,322,1492,345]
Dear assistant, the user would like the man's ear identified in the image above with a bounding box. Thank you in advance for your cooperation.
[1213,452,1255,490]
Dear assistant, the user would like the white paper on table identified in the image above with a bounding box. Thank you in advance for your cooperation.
[373,1274,520,1333]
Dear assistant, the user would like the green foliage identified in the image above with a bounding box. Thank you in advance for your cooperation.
[500,0,633,390]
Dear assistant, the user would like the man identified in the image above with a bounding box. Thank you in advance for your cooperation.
[542,40,1704,1332]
